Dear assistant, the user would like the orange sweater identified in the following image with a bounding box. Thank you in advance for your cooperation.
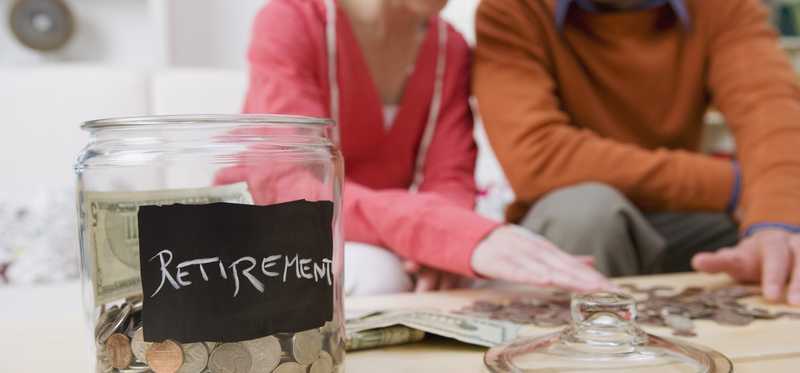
[474,0,800,231]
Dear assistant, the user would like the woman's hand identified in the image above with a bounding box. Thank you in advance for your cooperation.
[471,225,614,293]
[403,261,466,292]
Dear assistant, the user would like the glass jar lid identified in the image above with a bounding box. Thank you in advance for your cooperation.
[484,292,733,373]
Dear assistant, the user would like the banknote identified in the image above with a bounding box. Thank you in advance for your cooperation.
[346,310,520,347]
[346,325,425,351]
[82,183,253,305]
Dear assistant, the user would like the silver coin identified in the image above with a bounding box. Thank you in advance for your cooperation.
[177,342,209,373]
[309,351,334,373]
[242,336,281,373]
[204,342,218,352]
[118,361,151,373]
[98,303,132,343]
[273,362,306,373]
[292,329,323,365]
[95,305,119,333]
[96,344,113,373]
[207,343,252,373]
[131,327,151,363]
[664,314,695,333]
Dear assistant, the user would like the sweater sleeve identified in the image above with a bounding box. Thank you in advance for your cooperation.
[241,1,497,276]
[473,0,734,221]
[416,27,480,210]
[706,0,800,230]
[243,0,326,116]
[344,182,497,277]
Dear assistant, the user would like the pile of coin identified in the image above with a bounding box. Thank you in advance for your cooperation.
[94,298,342,373]
[457,285,800,337]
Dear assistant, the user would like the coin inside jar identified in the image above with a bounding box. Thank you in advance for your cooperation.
[105,333,133,369]
[208,342,252,373]
[273,362,307,373]
[310,351,334,373]
[176,342,209,373]
[292,329,323,365]
[242,335,281,373]
[146,340,184,373]
[131,327,151,363]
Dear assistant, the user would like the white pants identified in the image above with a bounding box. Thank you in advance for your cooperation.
[344,242,413,296]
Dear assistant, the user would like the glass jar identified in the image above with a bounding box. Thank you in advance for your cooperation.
[75,115,345,373]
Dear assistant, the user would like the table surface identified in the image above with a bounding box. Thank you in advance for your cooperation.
[345,273,800,373]
[1,273,798,372]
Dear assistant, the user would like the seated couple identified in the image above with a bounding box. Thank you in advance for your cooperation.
[222,0,800,305]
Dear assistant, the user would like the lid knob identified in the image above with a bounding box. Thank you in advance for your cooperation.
[562,292,647,352]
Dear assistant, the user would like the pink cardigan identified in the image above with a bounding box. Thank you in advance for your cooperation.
[242,0,499,276]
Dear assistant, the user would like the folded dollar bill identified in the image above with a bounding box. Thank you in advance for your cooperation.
[346,309,520,348]
[82,183,254,305]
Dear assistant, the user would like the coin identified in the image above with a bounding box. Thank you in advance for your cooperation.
[292,329,323,365]
[273,362,307,373]
[205,341,218,352]
[242,335,281,373]
[96,343,113,373]
[310,351,334,373]
[208,342,252,373]
[95,305,119,334]
[98,303,132,343]
[713,308,754,326]
[147,340,184,373]
[119,361,151,373]
[105,333,133,369]
[177,342,209,373]
[131,327,151,363]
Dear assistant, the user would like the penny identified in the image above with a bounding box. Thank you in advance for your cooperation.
[292,329,323,365]
[242,335,281,373]
[310,351,334,373]
[273,362,307,373]
[147,340,184,373]
[105,333,133,369]
[131,327,151,363]
[177,342,209,373]
[208,342,252,373]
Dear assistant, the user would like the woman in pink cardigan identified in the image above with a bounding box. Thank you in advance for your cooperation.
[224,0,610,295]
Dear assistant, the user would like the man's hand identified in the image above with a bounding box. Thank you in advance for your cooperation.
[692,229,800,304]
[470,225,614,293]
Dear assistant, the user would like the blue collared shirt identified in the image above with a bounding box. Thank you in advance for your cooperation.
[555,0,690,30]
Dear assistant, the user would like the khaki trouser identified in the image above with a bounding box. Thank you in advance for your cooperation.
[520,183,739,277]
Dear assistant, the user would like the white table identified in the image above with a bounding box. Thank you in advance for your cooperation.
[3,274,800,372]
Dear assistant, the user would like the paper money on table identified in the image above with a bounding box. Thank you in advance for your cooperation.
[82,183,254,305]
[346,325,426,351]
[346,309,520,348]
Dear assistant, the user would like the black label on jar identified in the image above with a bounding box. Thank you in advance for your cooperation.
[137,200,334,343]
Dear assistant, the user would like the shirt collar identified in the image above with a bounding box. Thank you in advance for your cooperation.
[555,0,690,31]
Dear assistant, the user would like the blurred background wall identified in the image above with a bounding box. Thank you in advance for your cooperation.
[0,0,480,68]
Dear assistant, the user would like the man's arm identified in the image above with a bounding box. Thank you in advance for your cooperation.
[692,0,800,304]
[473,0,734,216]
[706,0,800,231]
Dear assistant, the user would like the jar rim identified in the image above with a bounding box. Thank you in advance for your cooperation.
[81,114,334,130]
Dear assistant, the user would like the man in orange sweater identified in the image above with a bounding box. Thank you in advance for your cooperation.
[474,0,800,304]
